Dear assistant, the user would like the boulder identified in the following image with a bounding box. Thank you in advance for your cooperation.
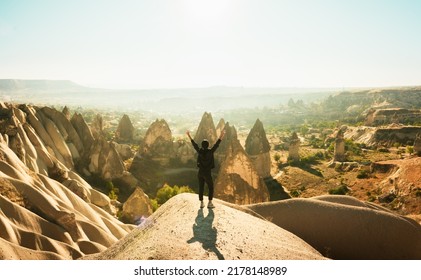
[120,187,153,224]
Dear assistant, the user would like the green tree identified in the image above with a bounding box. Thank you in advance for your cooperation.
[155,184,195,206]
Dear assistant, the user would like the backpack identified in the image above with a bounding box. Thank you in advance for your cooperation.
[197,148,215,170]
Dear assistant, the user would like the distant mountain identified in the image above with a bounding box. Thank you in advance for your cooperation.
[0,79,88,91]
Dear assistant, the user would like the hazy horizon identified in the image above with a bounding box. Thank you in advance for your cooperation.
[1,0,421,89]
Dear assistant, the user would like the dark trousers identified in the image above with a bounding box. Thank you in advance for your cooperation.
[198,169,214,201]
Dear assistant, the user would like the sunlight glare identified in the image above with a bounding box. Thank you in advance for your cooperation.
[182,0,233,23]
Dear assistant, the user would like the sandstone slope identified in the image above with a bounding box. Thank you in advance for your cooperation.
[245,195,421,259]
[0,103,137,259]
[84,193,325,260]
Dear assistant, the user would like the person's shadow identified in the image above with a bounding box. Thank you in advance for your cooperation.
[187,209,225,260]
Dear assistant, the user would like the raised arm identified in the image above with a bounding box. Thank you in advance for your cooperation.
[219,129,226,140]
[186,130,193,141]
[186,130,200,152]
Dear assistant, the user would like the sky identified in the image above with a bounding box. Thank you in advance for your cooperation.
[0,0,421,89]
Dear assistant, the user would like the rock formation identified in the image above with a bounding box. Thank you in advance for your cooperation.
[113,142,134,161]
[71,112,95,157]
[334,129,346,162]
[90,114,104,140]
[194,112,217,145]
[142,119,173,159]
[245,119,271,178]
[216,118,225,136]
[365,108,421,126]
[372,126,421,147]
[413,133,421,156]
[62,106,71,120]
[115,114,134,143]
[246,195,421,259]
[173,138,195,164]
[0,103,136,259]
[288,132,300,161]
[214,123,269,204]
[120,187,153,224]
[84,193,325,260]
[88,139,126,181]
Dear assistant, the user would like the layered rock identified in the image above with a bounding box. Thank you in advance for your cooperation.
[245,119,271,178]
[194,112,217,145]
[115,114,134,143]
[288,132,300,161]
[0,108,136,260]
[372,126,421,147]
[365,108,421,126]
[120,187,153,224]
[214,123,269,205]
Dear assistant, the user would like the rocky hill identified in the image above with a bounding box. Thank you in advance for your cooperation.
[0,102,140,259]
[1,101,420,260]
[85,193,421,260]
[83,193,325,260]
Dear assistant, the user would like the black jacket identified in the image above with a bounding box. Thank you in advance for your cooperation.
[191,139,221,171]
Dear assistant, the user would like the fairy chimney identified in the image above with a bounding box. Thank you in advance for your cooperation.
[288,132,300,161]
[115,114,134,143]
[334,129,346,162]
[414,133,421,156]
[245,119,271,178]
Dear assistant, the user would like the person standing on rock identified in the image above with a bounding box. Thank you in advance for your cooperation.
[187,129,225,209]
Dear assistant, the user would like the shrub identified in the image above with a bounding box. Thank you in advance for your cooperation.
[155,184,194,206]
[378,147,390,153]
[357,169,370,179]
[106,181,119,200]
[328,184,349,195]
[289,189,301,197]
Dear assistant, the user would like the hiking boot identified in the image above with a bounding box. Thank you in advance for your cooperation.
[207,201,215,208]
[200,201,205,208]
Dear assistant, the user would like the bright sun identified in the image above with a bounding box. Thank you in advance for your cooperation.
[182,0,233,23]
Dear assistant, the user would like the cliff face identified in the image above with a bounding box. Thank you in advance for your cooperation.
[0,103,136,259]
[214,124,269,205]
[245,119,271,178]
[365,108,421,126]
[373,126,421,147]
